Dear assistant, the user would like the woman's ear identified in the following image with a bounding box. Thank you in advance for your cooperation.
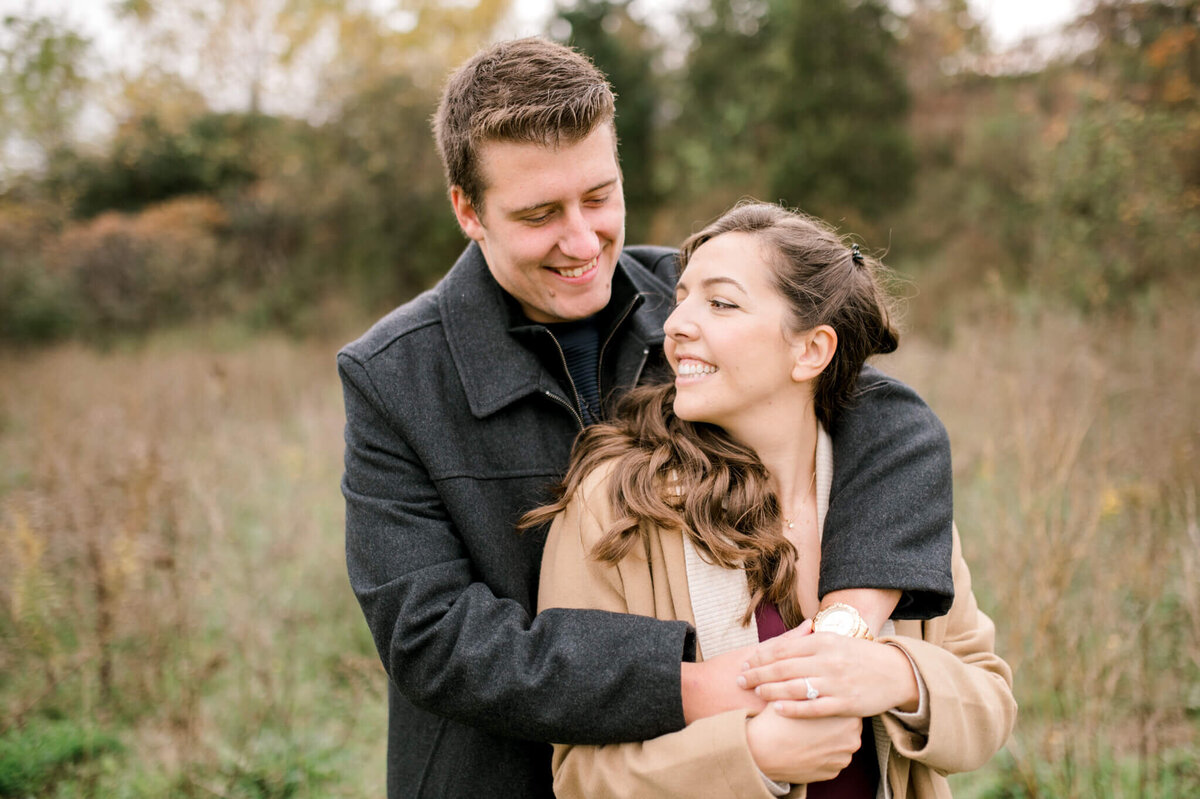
[792,325,837,382]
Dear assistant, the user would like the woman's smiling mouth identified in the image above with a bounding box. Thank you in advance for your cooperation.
[676,358,718,377]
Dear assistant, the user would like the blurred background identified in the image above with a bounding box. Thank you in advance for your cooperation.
[0,0,1197,796]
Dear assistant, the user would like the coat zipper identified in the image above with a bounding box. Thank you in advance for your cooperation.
[596,295,645,404]
[543,332,586,431]
[544,293,646,431]
[542,389,584,431]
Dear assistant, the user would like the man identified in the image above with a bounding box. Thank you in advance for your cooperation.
[339,37,953,797]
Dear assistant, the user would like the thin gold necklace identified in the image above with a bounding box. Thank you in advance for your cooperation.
[782,470,818,530]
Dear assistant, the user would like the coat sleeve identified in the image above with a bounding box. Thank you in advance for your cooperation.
[876,525,1018,774]
[538,468,777,799]
[339,353,693,745]
[822,366,955,619]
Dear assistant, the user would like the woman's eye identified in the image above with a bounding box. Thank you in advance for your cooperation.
[709,298,737,310]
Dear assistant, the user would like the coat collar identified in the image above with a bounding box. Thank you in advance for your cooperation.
[438,243,673,420]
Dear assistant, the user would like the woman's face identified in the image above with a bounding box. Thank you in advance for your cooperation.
[664,231,805,437]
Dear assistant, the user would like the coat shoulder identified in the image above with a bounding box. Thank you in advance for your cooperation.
[338,286,444,366]
[569,458,623,543]
[622,245,680,286]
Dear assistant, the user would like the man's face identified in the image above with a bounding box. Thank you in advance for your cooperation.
[450,124,626,324]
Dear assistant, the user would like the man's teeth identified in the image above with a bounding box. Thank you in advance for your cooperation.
[555,260,596,278]
[677,362,717,376]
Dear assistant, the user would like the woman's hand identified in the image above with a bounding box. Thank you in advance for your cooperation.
[738,625,920,719]
[746,705,862,784]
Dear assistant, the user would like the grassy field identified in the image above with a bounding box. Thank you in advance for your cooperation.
[1,303,1197,797]
[0,324,385,796]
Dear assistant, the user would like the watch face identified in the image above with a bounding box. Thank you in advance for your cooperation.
[817,608,856,635]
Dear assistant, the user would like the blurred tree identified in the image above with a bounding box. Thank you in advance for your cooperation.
[895,0,988,94]
[55,111,286,217]
[666,0,915,227]
[298,73,465,306]
[1029,0,1200,310]
[112,0,516,119]
[549,0,664,244]
[113,72,210,136]
[114,0,332,115]
[1033,98,1200,310]
[0,13,90,172]
[1073,0,1200,108]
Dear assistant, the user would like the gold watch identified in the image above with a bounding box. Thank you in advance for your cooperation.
[812,603,874,640]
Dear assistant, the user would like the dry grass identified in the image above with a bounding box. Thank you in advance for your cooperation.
[881,300,1200,796]
[0,301,1197,796]
[0,327,385,796]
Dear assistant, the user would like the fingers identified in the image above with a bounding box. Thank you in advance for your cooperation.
[737,655,814,691]
[746,707,863,783]
[755,676,827,703]
[755,675,853,719]
[769,697,849,719]
[741,620,814,670]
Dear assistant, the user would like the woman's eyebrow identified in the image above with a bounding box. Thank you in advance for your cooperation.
[700,276,747,293]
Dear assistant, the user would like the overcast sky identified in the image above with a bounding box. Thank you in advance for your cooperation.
[5,0,1089,53]
[969,0,1087,45]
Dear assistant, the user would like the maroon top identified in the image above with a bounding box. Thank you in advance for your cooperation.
[754,601,879,798]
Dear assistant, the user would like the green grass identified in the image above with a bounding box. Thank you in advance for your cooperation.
[0,720,122,796]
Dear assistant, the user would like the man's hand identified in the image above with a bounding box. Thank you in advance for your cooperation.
[681,644,766,724]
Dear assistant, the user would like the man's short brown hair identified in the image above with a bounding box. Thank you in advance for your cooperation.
[433,37,616,209]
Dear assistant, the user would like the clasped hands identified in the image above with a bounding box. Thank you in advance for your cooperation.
[682,621,919,784]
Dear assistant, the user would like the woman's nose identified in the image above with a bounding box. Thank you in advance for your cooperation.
[664,302,695,340]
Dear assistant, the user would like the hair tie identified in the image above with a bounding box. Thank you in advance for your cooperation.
[850,243,864,265]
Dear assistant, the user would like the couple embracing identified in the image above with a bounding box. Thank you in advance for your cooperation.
[338,37,1015,799]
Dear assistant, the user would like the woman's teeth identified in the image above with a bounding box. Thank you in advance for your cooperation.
[677,361,717,376]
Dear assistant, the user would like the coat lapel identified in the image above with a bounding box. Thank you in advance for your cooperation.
[439,243,672,420]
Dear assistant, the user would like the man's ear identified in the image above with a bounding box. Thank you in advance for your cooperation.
[792,325,837,383]
[450,186,485,241]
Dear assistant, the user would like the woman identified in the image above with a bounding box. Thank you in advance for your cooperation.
[528,202,1016,798]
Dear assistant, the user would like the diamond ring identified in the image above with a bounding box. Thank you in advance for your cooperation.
[804,677,819,701]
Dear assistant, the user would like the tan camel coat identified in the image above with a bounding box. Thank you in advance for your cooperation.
[538,457,1016,799]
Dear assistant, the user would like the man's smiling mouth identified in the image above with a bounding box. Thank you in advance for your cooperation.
[549,258,598,279]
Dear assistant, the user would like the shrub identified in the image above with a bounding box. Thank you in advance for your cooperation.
[1032,99,1200,311]
[44,196,229,333]
[0,200,75,342]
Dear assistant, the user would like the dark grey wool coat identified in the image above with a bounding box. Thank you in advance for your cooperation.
[338,243,953,798]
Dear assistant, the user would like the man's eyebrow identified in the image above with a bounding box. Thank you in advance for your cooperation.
[508,179,619,216]
[584,178,619,195]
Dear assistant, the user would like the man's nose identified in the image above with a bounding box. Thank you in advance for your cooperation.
[559,207,601,262]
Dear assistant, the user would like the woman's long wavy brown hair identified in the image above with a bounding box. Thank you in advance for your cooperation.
[521,202,899,627]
